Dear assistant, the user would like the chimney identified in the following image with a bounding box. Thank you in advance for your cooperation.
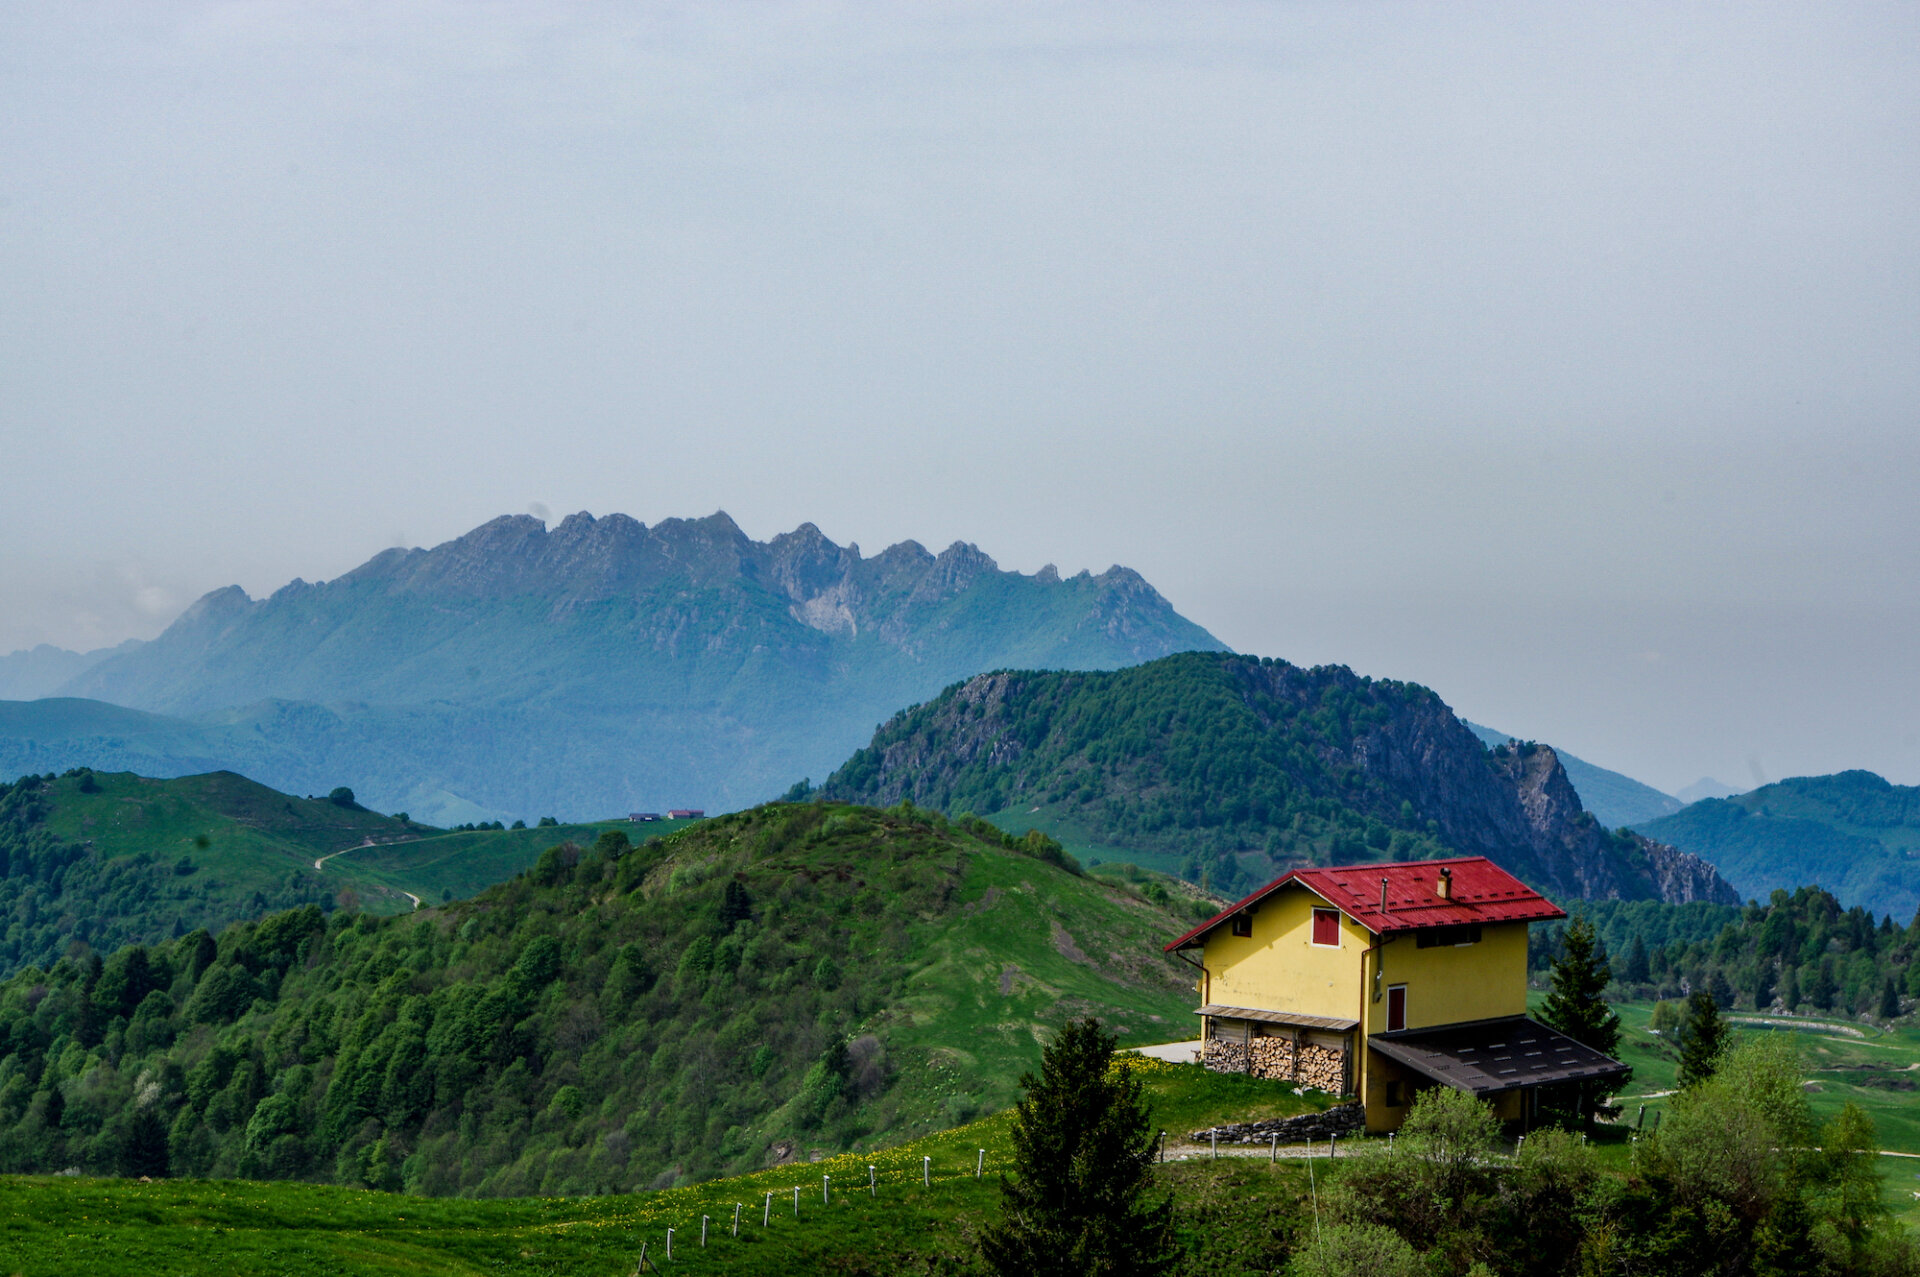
[1379,877,1390,916]
[1436,866,1453,900]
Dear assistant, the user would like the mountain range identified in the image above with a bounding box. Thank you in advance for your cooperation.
[818,652,1736,906]
[0,512,1224,824]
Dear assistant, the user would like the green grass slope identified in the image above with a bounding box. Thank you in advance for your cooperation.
[0,767,703,977]
[0,802,1204,1198]
[1636,771,1920,919]
[0,1060,1324,1277]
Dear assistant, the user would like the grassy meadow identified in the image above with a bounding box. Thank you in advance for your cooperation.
[0,1058,1323,1277]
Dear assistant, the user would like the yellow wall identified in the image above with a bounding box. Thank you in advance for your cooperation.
[1359,921,1531,1035]
[1198,884,1371,1025]
[1197,883,1530,1031]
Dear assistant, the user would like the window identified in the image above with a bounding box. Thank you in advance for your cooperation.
[1311,908,1341,947]
[1230,914,1252,938]
[1415,923,1482,948]
[1385,1079,1407,1107]
[1387,983,1407,1031]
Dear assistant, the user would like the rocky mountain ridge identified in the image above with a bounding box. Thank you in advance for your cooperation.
[25,512,1224,822]
[820,653,1736,906]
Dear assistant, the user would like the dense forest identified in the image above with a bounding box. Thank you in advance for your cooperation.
[1532,887,1920,1021]
[0,771,338,975]
[0,801,1198,1196]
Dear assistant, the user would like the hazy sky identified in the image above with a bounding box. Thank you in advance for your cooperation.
[4,3,1917,795]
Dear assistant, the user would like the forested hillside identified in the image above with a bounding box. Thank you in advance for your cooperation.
[1535,886,1920,1022]
[1636,770,1920,920]
[820,653,1734,905]
[0,768,699,978]
[0,770,404,975]
[0,802,1202,1195]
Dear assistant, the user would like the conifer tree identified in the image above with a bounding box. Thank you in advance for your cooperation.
[1539,914,1629,1120]
[1677,990,1728,1088]
[1620,933,1650,985]
[980,1018,1174,1277]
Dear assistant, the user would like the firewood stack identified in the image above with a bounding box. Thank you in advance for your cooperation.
[1202,1036,1344,1090]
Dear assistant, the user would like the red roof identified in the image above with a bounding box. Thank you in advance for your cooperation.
[1163,856,1564,952]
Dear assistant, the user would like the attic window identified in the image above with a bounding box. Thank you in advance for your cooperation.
[1230,914,1253,938]
[1416,923,1482,948]
[1311,908,1341,947]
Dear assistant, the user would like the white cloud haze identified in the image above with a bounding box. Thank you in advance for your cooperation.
[3,2,1917,793]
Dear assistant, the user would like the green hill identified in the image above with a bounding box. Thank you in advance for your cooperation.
[1634,770,1920,919]
[0,768,697,976]
[0,802,1205,1195]
[819,652,1736,905]
[19,511,1225,824]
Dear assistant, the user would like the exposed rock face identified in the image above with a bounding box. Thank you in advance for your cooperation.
[821,653,1739,906]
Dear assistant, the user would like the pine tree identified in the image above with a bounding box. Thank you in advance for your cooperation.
[1878,976,1901,1021]
[980,1018,1174,1277]
[1538,914,1629,1119]
[1620,933,1651,985]
[1677,990,1728,1087]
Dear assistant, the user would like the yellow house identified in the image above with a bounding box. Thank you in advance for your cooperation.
[1163,856,1627,1132]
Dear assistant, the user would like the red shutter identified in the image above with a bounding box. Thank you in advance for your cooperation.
[1312,908,1340,946]
[1387,984,1407,1031]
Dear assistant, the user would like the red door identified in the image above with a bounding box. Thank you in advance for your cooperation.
[1387,985,1407,1031]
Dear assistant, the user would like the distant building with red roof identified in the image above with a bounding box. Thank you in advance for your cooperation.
[1164,856,1626,1132]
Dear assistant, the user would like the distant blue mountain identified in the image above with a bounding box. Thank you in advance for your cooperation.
[6,512,1225,825]
[0,639,142,701]
[1635,770,1920,919]
[1464,722,1681,829]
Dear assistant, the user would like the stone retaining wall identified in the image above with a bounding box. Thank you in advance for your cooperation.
[1192,1103,1366,1145]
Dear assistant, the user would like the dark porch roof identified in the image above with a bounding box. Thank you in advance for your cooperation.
[1368,1015,1630,1097]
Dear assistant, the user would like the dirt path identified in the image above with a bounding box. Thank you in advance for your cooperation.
[313,838,375,871]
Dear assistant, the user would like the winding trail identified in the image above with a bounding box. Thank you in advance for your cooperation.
[312,839,422,909]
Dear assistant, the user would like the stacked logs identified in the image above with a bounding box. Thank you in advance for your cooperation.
[1202,1037,1345,1091]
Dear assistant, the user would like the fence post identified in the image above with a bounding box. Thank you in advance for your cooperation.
[1388,1132,1395,1158]
[1330,1132,1337,1159]
[922,1156,931,1187]
[1210,1131,1217,1160]
[869,1165,877,1196]
[824,1173,831,1205]
[977,1148,985,1179]
[793,1184,800,1216]
[702,1216,709,1247]
[1636,1104,1646,1131]
[638,1242,648,1273]
[1270,1133,1278,1163]
[666,1228,673,1261]
[764,1190,772,1226]
[733,1202,741,1237]
[1158,1131,1165,1164]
